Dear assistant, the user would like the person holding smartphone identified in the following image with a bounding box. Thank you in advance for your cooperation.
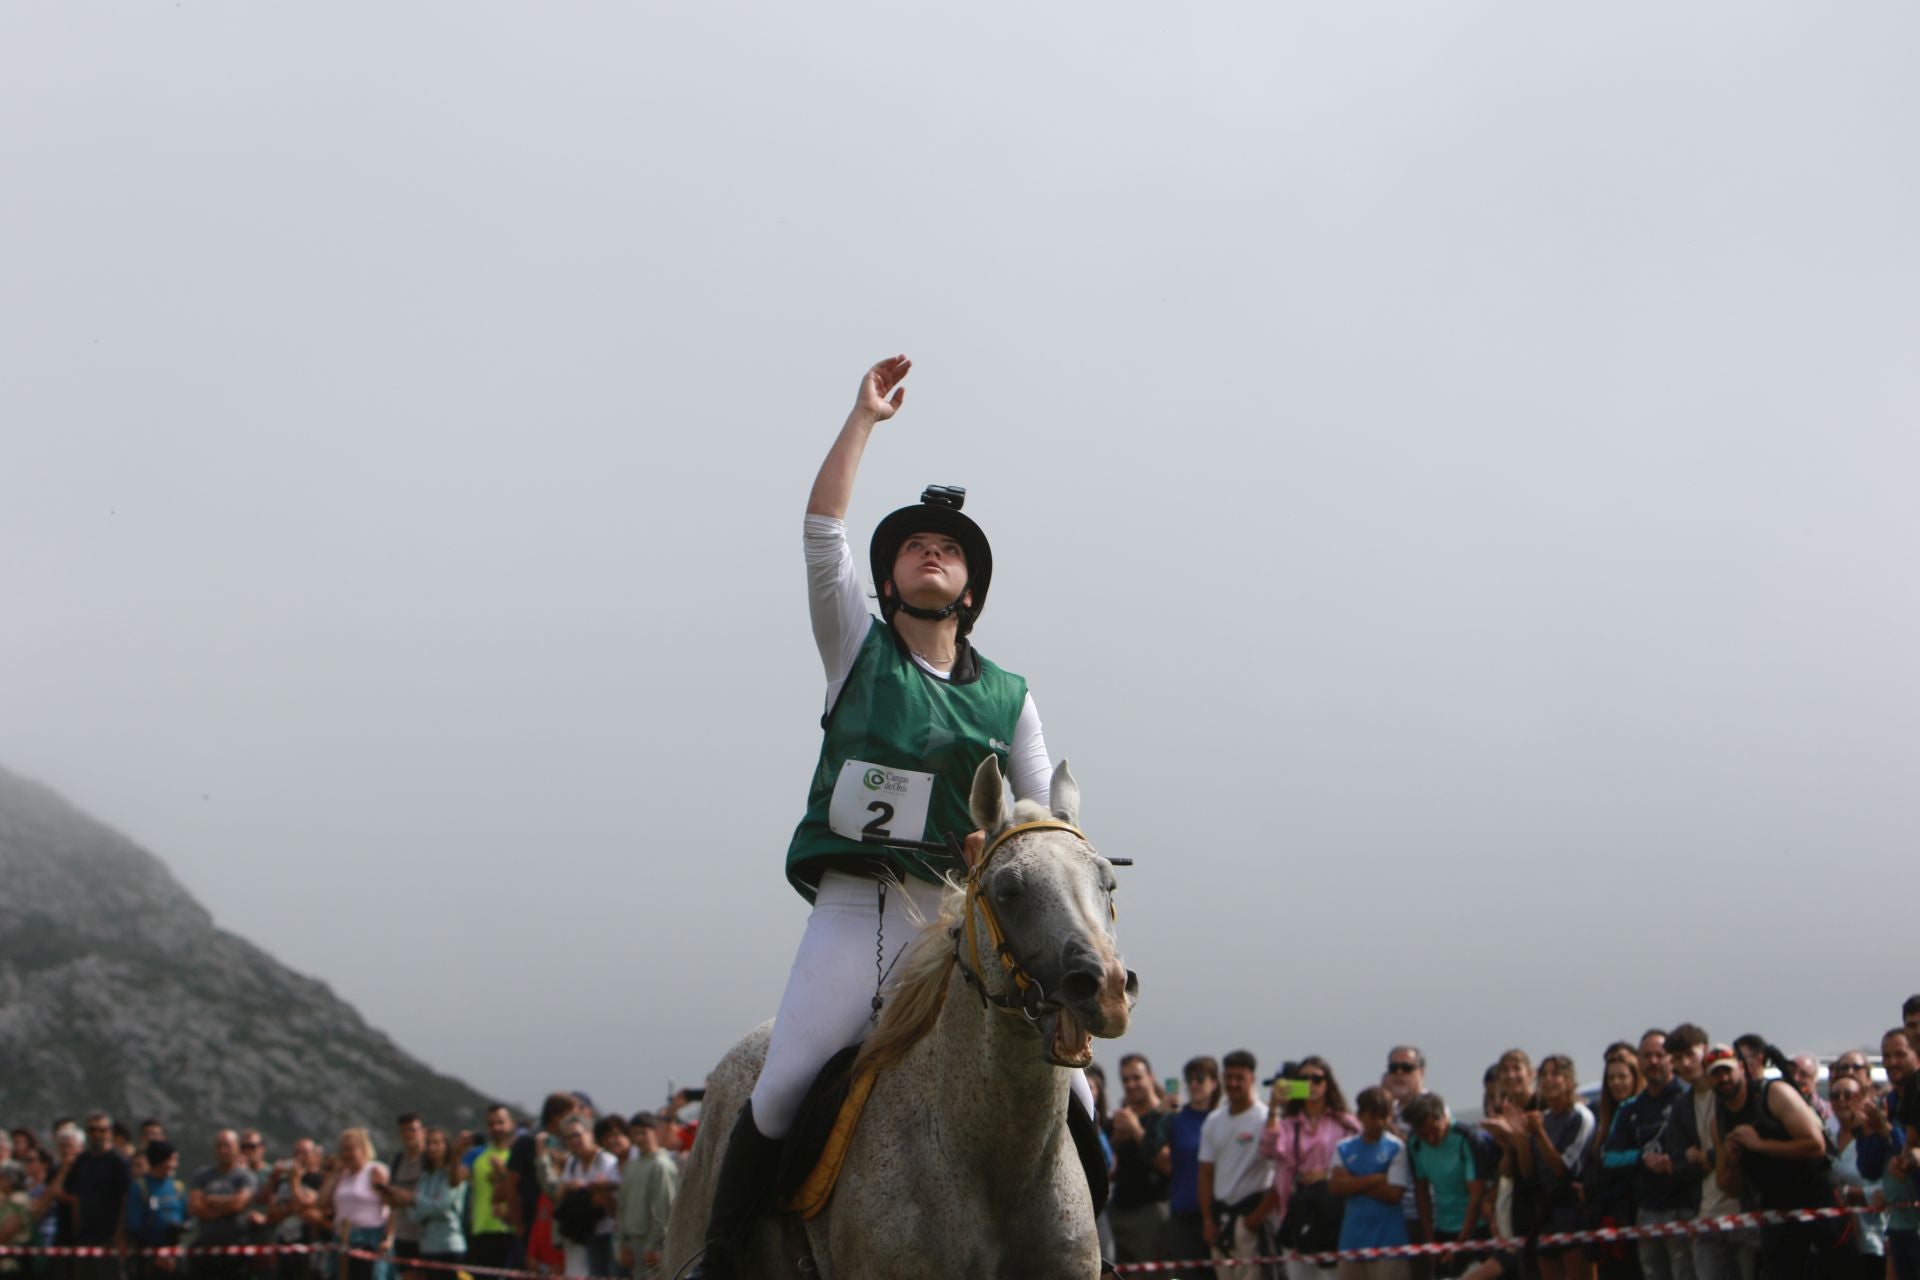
[1263,1057,1361,1280]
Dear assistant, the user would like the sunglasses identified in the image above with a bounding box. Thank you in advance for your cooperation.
[1388,1063,1420,1074]
[1833,1063,1867,1074]
[1300,1073,1328,1084]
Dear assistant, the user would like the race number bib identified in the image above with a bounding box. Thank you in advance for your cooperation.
[828,759,934,845]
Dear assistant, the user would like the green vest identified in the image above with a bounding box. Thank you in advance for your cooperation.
[786,619,1028,901]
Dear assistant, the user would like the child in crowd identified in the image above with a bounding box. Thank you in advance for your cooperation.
[1404,1095,1491,1280]
[1331,1087,1413,1280]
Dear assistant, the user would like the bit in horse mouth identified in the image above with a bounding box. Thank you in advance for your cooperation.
[1046,1007,1095,1067]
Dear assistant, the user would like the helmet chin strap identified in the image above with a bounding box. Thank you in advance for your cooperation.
[894,595,966,622]
[886,581,970,623]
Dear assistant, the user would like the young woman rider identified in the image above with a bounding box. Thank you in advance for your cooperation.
[688,355,1098,1278]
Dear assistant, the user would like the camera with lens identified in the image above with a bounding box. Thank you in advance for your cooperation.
[921,484,967,511]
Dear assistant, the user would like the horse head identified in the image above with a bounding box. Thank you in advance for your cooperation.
[965,755,1139,1068]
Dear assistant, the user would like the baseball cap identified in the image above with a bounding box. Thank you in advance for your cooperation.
[1704,1044,1740,1074]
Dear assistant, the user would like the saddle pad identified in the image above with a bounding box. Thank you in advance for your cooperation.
[781,1063,879,1220]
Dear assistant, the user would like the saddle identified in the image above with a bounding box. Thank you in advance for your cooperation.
[769,1045,1110,1222]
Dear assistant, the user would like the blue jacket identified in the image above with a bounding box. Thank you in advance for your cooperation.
[124,1175,188,1245]
[1856,1082,1906,1181]
[1600,1079,1702,1212]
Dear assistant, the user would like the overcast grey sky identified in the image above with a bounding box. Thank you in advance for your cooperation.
[4,2,1916,1120]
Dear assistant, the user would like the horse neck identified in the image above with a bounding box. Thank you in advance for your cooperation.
[922,960,1074,1177]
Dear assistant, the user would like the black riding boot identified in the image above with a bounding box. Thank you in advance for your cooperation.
[685,1102,785,1280]
[1067,1090,1120,1279]
[1066,1089,1110,1216]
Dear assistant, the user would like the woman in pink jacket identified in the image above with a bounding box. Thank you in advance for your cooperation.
[1262,1057,1362,1280]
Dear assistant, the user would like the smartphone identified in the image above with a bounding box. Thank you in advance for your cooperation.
[1164,1076,1179,1095]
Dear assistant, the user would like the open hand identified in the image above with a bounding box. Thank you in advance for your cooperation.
[855,356,911,423]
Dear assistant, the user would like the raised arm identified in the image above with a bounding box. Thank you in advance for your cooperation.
[806,356,911,519]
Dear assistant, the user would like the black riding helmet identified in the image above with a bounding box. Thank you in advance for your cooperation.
[869,485,993,636]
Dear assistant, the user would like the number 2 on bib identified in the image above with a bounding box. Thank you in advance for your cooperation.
[829,760,934,845]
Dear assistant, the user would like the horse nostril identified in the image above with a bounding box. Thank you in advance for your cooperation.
[1124,969,1140,999]
[1060,969,1102,1006]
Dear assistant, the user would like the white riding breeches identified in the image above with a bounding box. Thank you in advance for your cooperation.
[749,870,1095,1138]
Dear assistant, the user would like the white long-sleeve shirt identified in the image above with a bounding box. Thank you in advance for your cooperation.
[804,514,1051,806]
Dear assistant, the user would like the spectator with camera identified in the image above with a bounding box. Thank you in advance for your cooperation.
[1263,1057,1360,1280]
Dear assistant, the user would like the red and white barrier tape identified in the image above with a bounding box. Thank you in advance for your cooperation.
[5,1204,1900,1279]
[0,1245,331,1259]
[0,1245,620,1280]
[1113,1200,1911,1273]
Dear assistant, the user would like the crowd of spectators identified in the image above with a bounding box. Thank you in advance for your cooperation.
[0,1092,689,1280]
[1084,994,1920,1280]
[10,996,1920,1280]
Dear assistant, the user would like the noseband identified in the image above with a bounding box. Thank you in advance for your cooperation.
[951,819,1116,1052]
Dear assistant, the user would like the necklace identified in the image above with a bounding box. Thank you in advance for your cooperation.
[912,647,955,667]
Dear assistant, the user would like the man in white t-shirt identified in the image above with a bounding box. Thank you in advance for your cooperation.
[1199,1049,1276,1268]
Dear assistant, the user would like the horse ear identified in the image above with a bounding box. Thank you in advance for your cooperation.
[1049,759,1080,826]
[970,755,1009,835]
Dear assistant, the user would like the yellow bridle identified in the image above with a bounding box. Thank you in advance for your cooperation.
[959,819,1114,1024]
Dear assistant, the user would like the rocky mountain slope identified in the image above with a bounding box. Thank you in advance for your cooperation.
[0,765,494,1147]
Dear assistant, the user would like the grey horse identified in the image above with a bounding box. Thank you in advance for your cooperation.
[664,757,1136,1279]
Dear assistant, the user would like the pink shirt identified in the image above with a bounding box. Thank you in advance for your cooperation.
[332,1163,390,1230]
[1259,1111,1361,1218]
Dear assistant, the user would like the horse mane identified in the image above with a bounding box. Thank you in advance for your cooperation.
[851,800,1054,1079]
